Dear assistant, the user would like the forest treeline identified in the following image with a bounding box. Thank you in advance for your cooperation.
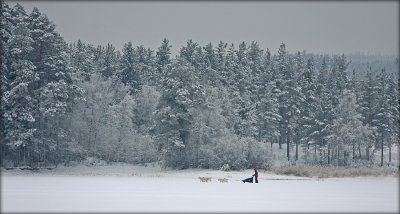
[1,3,399,170]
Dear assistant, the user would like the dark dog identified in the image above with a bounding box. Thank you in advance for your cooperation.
[242,177,253,183]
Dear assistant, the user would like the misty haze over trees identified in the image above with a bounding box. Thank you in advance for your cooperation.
[1,2,399,170]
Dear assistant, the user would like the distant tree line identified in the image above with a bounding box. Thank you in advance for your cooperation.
[1,3,399,170]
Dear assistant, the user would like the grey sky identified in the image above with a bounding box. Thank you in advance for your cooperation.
[8,1,399,55]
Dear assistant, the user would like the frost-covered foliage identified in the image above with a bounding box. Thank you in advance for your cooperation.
[1,2,398,169]
[325,90,372,166]
[270,164,398,178]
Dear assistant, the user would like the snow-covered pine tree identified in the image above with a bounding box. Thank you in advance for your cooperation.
[255,63,280,145]
[314,57,335,164]
[26,6,78,166]
[230,42,256,138]
[136,45,153,86]
[329,54,350,108]
[203,42,217,70]
[2,3,29,92]
[180,39,198,66]
[215,41,228,86]
[248,41,263,103]
[1,2,13,45]
[224,43,238,90]
[3,22,38,166]
[372,69,393,166]
[143,47,157,86]
[118,41,141,94]
[348,68,366,159]
[99,43,118,79]
[359,67,379,161]
[155,38,172,88]
[10,3,29,26]
[156,38,172,72]
[334,54,350,94]
[275,44,304,161]
[69,39,95,82]
[291,51,307,161]
[385,73,399,163]
[0,1,14,161]
[154,58,204,168]
[202,42,219,87]
[258,48,282,153]
[299,57,318,163]
[248,42,270,141]
[236,41,248,66]
[275,43,289,150]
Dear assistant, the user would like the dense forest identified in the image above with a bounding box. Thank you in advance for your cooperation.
[1,3,399,170]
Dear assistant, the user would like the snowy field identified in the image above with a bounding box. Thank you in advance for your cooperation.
[1,165,399,213]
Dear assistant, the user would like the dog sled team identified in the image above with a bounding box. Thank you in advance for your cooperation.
[198,168,259,183]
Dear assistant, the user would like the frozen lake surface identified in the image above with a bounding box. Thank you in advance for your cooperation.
[1,167,398,213]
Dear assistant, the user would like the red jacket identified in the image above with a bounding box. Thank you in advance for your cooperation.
[253,169,258,178]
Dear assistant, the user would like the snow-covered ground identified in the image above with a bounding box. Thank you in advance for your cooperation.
[1,164,398,213]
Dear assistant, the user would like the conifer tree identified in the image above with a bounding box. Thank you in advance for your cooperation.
[215,41,228,85]
[154,58,204,168]
[372,69,393,166]
[69,40,95,82]
[26,7,78,165]
[99,43,118,79]
[385,73,399,163]
[119,42,141,94]
[156,38,171,71]
[3,23,38,165]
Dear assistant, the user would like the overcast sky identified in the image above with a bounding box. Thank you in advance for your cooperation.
[8,1,399,55]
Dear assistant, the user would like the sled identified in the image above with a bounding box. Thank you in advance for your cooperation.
[242,176,253,183]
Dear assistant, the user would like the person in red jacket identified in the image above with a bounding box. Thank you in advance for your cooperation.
[253,168,258,183]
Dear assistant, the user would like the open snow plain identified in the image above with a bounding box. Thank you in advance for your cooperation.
[1,165,398,213]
